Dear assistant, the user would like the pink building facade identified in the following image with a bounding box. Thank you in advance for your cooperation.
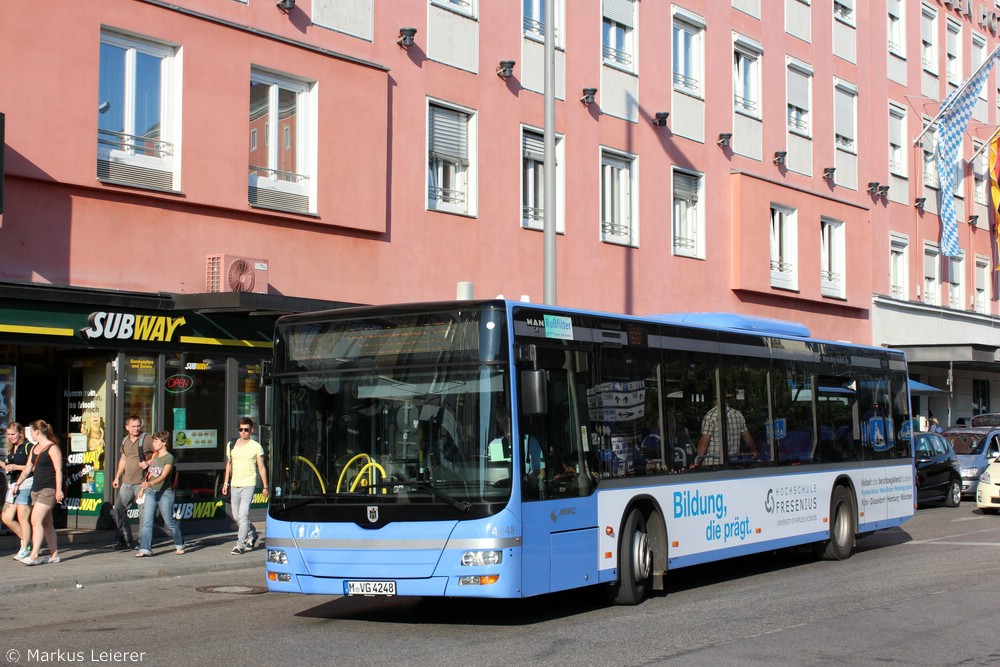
[2,0,1000,526]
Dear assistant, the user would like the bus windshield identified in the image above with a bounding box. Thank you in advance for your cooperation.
[272,307,513,508]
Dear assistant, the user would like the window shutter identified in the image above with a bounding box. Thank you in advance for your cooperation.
[522,131,545,162]
[889,113,902,145]
[603,0,634,28]
[924,253,937,279]
[947,25,958,56]
[787,68,809,110]
[922,14,934,43]
[977,266,986,290]
[888,0,900,20]
[674,172,698,202]
[429,106,469,165]
[835,87,854,141]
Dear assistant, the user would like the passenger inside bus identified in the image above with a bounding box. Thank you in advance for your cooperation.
[694,395,756,467]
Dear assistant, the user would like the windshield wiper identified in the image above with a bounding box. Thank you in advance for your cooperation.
[373,479,472,512]
[274,495,332,512]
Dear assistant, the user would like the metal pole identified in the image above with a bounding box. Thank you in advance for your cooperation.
[543,0,556,305]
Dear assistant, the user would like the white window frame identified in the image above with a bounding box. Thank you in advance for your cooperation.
[922,5,938,75]
[973,34,988,98]
[890,234,909,299]
[430,0,476,19]
[673,9,705,98]
[948,255,964,309]
[888,0,905,58]
[974,141,988,205]
[733,36,763,118]
[602,0,636,71]
[600,149,637,247]
[672,168,704,259]
[975,256,989,313]
[922,120,939,189]
[97,30,178,189]
[521,126,564,233]
[833,0,854,26]
[821,218,845,298]
[787,59,812,137]
[834,79,857,154]
[427,100,477,216]
[248,68,315,213]
[889,103,907,177]
[523,0,563,47]
[923,244,941,305]
[770,204,798,290]
[946,19,962,86]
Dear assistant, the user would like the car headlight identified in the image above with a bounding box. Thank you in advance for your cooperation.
[461,550,503,567]
[981,471,992,485]
[961,467,982,479]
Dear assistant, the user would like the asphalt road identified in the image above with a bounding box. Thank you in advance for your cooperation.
[1,504,999,667]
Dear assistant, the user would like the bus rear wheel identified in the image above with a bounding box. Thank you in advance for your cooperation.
[607,509,652,605]
[815,486,856,561]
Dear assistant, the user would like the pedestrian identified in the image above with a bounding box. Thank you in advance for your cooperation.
[110,415,152,550]
[134,432,184,557]
[1,422,32,559]
[928,413,943,434]
[10,420,63,565]
[221,417,269,555]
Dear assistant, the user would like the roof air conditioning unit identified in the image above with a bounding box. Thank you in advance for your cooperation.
[206,255,269,294]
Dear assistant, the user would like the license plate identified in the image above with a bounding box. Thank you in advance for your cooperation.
[344,580,397,596]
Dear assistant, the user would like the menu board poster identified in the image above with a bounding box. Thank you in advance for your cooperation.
[0,365,14,452]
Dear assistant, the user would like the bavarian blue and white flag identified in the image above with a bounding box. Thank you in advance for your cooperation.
[936,46,1000,257]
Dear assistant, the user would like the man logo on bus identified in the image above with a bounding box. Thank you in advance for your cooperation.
[367,506,379,523]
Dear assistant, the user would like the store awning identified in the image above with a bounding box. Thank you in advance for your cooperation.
[909,379,948,395]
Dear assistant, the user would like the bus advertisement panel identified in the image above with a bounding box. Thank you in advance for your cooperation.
[264,301,915,604]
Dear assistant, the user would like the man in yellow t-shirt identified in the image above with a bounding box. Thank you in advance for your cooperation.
[221,417,269,555]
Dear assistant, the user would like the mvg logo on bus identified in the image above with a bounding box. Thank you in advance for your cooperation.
[550,507,576,523]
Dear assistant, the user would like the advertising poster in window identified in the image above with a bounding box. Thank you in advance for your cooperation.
[64,358,108,524]
[0,365,15,452]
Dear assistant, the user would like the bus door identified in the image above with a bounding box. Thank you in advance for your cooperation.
[516,345,598,597]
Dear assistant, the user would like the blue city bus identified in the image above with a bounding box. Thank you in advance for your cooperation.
[263,300,915,604]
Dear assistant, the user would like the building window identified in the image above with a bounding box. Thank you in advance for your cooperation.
[428,102,476,215]
[922,121,939,188]
[602,0,635,69]
[248,70,313,214]
[733,39,762,117]
[946,19,962,86]
[601,150,637,246]
[97,31,177,191]
[889,103,907,176]
[672,169,703,258]
[975,257,989,313]
[923,245,940,305]
[890,234,909,299]
[521,128,563,232]
[974,141,987,205]
[821,218,845,298]
[834,80,857,153]
[431,0,476,19]
[833,0,854,25]
[523,0,562,45]
[921,5,938,74]
[770,205,797,290]
[787,60,811,136]
[888,0,905,57]
[947,256,964,309]
[673,13,704,96]
[974,379,991,414]
[974,34,988,99]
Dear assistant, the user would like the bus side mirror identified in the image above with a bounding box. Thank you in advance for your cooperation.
[521,369,548,416]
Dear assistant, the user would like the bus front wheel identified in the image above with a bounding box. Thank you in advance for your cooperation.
[815,486,856,561]
[607,509,652,605]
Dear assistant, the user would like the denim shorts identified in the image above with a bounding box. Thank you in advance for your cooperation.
[12,483,31,506]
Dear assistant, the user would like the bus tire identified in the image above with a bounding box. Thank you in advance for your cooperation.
[607,509,652,605]
[815,486,856,561]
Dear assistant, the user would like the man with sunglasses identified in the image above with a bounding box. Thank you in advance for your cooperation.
[221,417,269,555]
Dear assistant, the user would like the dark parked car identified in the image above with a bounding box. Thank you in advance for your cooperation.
[914,432,962,508]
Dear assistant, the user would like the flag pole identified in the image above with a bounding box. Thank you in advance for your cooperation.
[970,124,1000,162]
[913,43,1000,146]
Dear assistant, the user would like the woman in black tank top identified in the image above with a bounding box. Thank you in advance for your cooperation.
[9,419,62,565]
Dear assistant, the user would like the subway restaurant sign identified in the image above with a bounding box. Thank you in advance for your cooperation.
[64,494,268,520]
[0,304,273,349]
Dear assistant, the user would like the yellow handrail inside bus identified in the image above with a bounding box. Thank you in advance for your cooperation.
[293,456,327,494]
[336,453,374,493]
[349,461,388,494]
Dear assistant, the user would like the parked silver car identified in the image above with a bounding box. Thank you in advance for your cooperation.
[941,428,1000,498]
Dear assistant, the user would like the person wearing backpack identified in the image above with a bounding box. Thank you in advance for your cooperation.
[221,416,269,555]
[110,415,152,550]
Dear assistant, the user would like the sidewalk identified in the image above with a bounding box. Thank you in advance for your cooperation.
[0,527,265,595]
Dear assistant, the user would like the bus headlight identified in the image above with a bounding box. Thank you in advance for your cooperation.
[267,549,287,565]
[461,550,502,567]
[458,575,500,586]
